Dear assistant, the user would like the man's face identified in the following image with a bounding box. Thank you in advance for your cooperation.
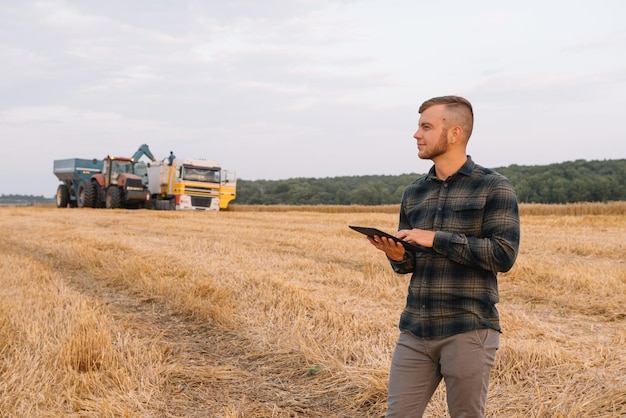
[413,104,449,160]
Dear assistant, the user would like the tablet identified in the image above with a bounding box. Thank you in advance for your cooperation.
[348,225,422,252]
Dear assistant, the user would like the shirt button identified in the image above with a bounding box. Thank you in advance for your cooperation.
[421,305,426,309]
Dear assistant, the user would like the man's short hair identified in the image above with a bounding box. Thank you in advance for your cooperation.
[419,95,474,139]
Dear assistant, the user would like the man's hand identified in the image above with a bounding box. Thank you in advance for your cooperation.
[368,229,435,261]
[396,228,435,248]
[367,235,406,262]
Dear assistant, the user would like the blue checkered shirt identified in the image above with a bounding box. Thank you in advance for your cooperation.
[390,157,520,339]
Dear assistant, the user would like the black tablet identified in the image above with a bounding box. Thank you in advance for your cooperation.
[348,225,422,252]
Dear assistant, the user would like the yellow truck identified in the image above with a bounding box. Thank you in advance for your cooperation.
[135,157,237,211]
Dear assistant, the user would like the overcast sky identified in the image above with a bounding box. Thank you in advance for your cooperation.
[2,0,625,197]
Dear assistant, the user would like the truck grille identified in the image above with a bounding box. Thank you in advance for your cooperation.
[190,196,214,208]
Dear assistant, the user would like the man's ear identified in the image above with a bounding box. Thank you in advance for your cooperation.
[448,126,463,144]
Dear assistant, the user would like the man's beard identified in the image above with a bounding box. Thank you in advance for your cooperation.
[419,127,449,160]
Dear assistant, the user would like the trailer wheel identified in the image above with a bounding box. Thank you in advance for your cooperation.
[78,180,97,208]
[55,184,70,208]
[105,187,122,209]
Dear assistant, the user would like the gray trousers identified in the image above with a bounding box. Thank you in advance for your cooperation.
[386,328,499,418]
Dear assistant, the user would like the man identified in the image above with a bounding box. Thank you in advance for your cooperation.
[368,95,520,417]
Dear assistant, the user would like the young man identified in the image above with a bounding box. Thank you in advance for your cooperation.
[368,96,520,417]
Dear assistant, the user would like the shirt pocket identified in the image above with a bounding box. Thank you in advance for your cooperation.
[447,200,485,235]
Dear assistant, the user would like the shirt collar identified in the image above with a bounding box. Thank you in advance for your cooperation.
[426,155,475,181]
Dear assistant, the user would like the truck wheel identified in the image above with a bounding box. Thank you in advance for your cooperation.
[105,187,122,209]
[78,180,97,208]
[56,184,70,208]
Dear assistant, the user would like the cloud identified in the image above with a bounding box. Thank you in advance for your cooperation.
[466,68,626,107]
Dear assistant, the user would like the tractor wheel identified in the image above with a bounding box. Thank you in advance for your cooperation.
[55,184,70,208]
[78,180,97,208]
[93,182,104,208]
[105,187,122,209]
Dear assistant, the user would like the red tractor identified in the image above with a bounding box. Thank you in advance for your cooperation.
[77,155,150,209]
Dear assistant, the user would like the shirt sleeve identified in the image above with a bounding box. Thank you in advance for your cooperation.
[432,178,520,273]
[388,251,415,274]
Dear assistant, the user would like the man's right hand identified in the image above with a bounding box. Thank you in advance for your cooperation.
[367,235,405,262]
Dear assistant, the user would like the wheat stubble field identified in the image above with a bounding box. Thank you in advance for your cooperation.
[0,203,625,417]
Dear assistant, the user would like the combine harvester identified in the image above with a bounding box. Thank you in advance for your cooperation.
[53,145,237,211]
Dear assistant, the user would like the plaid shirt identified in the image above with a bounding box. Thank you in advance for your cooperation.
[390,157,520,339]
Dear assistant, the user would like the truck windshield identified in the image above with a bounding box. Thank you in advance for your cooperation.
[182,167,220,183]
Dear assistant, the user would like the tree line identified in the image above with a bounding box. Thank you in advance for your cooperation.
[235,159,626,205]
[3,159,624,206]
[0,194,50,205]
